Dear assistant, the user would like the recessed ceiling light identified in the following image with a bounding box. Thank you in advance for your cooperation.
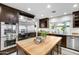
[73,4,78,8]
[47,4,51,8]
[41,14,44,17]
[27,8,31,11]
[52,11,56,13]
[64,12,67,15]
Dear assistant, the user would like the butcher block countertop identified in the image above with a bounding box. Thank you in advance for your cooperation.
[16,36,62,55]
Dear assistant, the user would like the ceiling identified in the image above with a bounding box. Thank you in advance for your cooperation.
[3,3,79,19]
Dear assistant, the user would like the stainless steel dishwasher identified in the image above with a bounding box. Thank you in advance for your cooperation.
[67,36,79,51]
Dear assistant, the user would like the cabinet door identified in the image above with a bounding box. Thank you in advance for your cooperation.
[61,36,67,47]
[74,37,79,51]
[73,11,79,27]
[1,6,18,24]
[39,18,49,28]
[0,6,2,22]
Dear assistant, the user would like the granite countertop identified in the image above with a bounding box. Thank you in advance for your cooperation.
[48,33,79,37]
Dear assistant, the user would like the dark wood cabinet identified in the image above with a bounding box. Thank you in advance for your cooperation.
[0,3,35,24]
[39,18,49,28]
[61,36,67,48]
[73,11,79,27]
[0,4,18,24]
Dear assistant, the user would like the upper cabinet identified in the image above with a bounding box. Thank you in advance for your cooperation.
[73,11,79,27]
[0,4,18,24]
[39,18,49,28]
[0,4,35,24]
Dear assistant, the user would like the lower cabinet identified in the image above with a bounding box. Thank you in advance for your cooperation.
[67,36,79,51]
[61,47,79,55]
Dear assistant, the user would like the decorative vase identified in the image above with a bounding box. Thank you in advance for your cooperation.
[41,36,47,42]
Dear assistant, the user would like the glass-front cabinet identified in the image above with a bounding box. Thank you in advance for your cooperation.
[0,22,18,50]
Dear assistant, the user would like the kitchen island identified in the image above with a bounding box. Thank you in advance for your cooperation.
[16,36,62,55]
[48,33,79,52]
